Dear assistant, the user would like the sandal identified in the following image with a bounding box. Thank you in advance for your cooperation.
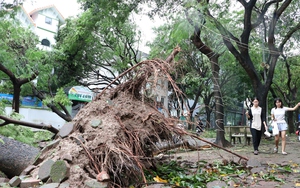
[282,151,288,155]
[274,147,278,153]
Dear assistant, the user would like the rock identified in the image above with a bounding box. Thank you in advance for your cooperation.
[40,139,60,154]
[38,159,55,182]
[20,178,40,188]
[206,180,227,188]
[61,153,72,162]
[50,160,70,183]
[106,99,113,106]
[254,180,280,187]
[59,122,75,138]
[247,158,262,168]
[0,177,9,183]
[39,183,60,188]
[84,179,108,188]
[21,165,36,175]
[34,139,60,165]
[251,167,266,174]
[8,176,21,187]
[144,184,171,188]
[59,182,70,188]
[96,171,110,182]
[74,135,85,145]
[91,119,102,128]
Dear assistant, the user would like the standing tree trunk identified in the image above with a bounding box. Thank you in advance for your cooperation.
[0,63,38,113]
[190,26,230,147]
[203,93,214,129]
[12,83,21,113]
[210,55,229,146]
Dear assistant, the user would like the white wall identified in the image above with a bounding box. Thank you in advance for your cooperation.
[5,107,66,130]
[34,11,59,33]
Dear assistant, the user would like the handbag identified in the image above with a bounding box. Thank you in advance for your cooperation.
[268,125,273,133]
[263,122,271,137]
[272,121,279,136]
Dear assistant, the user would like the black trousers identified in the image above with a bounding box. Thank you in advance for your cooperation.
[250,126,262,151]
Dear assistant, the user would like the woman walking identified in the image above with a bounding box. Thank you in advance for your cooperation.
[246,97,266,155]
[271,98,300,155]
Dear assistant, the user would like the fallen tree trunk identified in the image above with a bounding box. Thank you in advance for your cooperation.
[0,135,40,178]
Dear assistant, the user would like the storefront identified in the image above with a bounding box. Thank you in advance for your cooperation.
[65,86,94,118]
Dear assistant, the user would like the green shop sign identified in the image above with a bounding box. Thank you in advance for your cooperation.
[68,86,94,102]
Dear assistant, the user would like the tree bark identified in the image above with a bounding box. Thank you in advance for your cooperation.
[12,83,21,113]
[287,111,294,134]
[0,135,40,178]
[190,26,230,147]
[32,87,72,122]
[210,56,229,147]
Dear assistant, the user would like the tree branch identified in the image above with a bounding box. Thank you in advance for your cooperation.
[0,62,16,81]
[279,22,300,52]
[0,115,58,133]
[252,0,278,28]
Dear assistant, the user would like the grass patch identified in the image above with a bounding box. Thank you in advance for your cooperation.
[200,129,217,138]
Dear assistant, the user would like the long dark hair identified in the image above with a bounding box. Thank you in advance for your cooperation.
[252,97,259,103]
[246,97,259,121]
[274,98,283,109]
[247,97,259,108]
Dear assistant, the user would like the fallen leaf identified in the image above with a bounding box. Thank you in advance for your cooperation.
[153,176,168,183]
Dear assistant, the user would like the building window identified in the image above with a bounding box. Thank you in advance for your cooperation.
[41,39,50,47]
[45,17,52,25]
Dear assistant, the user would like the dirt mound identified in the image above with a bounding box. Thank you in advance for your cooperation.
[29,48,185,187]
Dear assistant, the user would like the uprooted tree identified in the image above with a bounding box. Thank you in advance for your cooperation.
[0,47,249,187]
[27,47,184,186]
[22,48,247,187]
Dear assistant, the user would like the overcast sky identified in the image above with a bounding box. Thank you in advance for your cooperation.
[23,0,163,53]
[23,0,81,18]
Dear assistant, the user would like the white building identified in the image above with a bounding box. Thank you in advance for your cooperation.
[16,5,65,50]
[3,5,67,129]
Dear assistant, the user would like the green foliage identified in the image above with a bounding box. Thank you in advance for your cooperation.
[145,160,247,187]
[200,129,216,138]
[0,101,6,116]
[53,6,141,88]
[271,55,300,104]
[0,20,44,75]
[0,14,50,112]
[0,101,20,145]
[0,124,54,147]
[0,100,24,122]
[43,88,72,108]
[145,159,295,187]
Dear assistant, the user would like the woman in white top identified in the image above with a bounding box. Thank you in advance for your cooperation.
[246,97,266,155]
[271,98,300,155]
